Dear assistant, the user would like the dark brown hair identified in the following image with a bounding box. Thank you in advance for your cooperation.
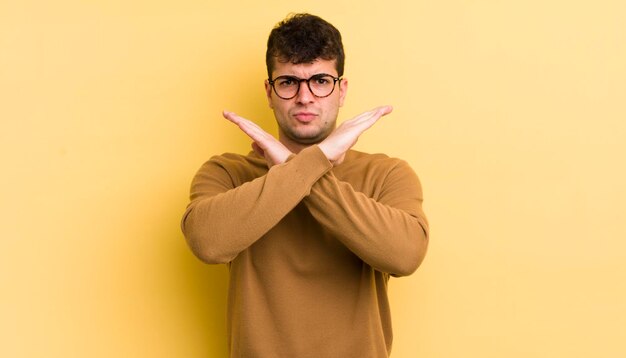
[266,13,345,78]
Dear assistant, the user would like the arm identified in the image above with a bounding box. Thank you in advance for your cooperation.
[303,157,429,277]
[208,107,428,274]
[181,145,332,264]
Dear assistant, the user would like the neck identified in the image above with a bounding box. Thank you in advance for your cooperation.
[278,126,336,154]
[278,135,312,154]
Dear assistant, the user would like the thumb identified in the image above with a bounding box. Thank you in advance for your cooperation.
[251,142,265,157]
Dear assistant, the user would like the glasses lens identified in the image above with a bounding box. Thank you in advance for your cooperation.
[272,75,338,99]
[309,75,336,97]
[274,76,299,99]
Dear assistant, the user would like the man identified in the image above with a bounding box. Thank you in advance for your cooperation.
[181,13,429,358]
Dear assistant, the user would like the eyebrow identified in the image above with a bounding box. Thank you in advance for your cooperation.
[273,73,335,79]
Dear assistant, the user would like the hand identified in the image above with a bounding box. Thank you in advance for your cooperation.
[223,111,292,167]
[318,106,393,165]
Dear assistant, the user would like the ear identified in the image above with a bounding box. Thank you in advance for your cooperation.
[338,77,348,107]
[264,80,273,109]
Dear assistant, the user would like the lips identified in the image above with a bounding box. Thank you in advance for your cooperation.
[293,112,318,123]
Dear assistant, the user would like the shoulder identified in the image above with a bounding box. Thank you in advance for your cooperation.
[334,149,417,191]
[343,149,412,173]
[330,149,421,199]
[195,151,267,185]
[208,151,263,168]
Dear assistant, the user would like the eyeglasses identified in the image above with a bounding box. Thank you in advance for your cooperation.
[268,73,342,100]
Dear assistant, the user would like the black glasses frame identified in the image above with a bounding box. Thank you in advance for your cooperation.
[268,73,342,100]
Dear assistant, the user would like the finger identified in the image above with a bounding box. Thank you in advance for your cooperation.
[347,106,393,125]
[223,110,259,128]
[364,105,393,120]
[223,111,271,143]
[352,108,380,122]
[251,142,265,157]
[341,107,392,132]
[377,105,393,117]
[224,111,269,135]
[223,110,242,124]
[238,123,269,143]
[360,106,393,127]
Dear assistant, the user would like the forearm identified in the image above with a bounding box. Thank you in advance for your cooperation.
[181,146,332,264]
[303,165,429,276]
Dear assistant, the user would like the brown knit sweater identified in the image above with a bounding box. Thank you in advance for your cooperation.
[181,145,429,358]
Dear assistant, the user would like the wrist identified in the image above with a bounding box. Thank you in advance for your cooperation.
[317,142,334,161]
[317,142,343,166]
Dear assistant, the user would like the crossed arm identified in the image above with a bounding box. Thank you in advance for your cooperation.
[182,106,429,276]
[223,106,393,167]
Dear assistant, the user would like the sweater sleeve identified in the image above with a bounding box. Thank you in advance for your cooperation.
[302,154,429,277]
[181,146,333,264]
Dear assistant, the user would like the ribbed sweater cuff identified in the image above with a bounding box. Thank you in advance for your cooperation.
[287,145,333,195]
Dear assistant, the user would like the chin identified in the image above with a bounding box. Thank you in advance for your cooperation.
[296,137,324,145]
[279,122,333,145]
[289,131,327,145]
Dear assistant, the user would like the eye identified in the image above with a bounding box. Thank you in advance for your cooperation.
[277,77,298,87]
[313,76,331,85]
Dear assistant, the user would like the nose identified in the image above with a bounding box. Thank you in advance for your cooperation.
[295,79,315,103]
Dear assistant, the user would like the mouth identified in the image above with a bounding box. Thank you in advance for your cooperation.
[292,112,318,123]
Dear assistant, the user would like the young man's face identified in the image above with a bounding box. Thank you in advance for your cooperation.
[265,58,348,148]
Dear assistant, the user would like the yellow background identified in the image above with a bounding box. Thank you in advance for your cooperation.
[2,1,625,357]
